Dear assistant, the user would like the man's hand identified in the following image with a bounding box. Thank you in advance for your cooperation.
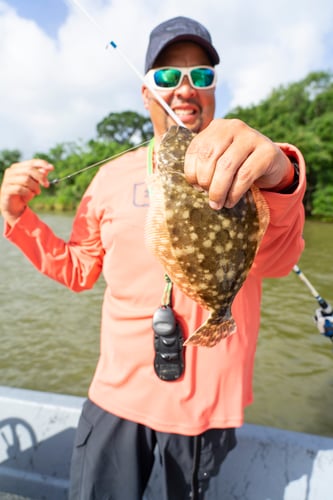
[184,118,293,210]
[0,159,53,227]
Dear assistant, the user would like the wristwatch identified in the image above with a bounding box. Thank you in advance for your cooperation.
[278,160,300,194]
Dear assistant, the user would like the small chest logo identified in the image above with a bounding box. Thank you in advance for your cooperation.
[133,182,149,207]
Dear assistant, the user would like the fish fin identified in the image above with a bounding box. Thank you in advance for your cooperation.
[145,174,170,257]
[250,185,270,248]
[145,174,191,282]
[184,314,236,347]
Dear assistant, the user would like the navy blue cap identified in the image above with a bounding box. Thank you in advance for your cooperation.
[145,16,220,73]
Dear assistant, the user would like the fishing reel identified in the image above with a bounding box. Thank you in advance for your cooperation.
[314,308,333,342]
[293,265,333,344]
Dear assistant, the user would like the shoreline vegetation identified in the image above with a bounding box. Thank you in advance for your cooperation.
[1,71,333,221]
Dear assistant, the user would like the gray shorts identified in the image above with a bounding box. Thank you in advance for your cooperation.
[69,399,237,500]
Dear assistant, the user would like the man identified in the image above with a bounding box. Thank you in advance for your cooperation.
[0,16,305,500]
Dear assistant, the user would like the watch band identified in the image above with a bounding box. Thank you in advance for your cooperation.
[278,160,300,194]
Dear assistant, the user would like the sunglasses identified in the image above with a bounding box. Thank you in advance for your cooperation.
[145,66,217,90]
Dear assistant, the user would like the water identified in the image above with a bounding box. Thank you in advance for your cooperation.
[0,215,332,437]
[0,213,102,397]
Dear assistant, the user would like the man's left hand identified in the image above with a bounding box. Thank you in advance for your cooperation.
[184,118,293,210]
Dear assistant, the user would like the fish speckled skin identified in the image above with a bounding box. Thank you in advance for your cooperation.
[146,126,269,347]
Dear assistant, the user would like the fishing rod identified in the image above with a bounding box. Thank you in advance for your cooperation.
[67,0,185,128]
[293,264,333,341]
[50,0,186,185]
[293,265,332,312]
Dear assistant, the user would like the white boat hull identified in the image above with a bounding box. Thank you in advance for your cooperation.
[1,386,333,499]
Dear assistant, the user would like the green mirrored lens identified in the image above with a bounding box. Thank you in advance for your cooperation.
[154,69,181,88]
[152,67,215,89]
[190,68,215,87]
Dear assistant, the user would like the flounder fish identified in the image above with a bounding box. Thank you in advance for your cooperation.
[145,126,269,347]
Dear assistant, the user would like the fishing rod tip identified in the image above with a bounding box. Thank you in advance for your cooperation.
[105,40,117,50]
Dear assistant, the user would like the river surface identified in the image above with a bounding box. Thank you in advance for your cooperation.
[0,215,332,437]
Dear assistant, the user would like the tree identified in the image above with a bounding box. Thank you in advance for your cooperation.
[96,110,153,144]
[0,149,21,182]
[225,71,333,217]
[3,71,332,219]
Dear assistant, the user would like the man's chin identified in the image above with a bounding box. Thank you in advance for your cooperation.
[168,116,201,132]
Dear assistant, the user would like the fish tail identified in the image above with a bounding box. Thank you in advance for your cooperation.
[184,315,236,347]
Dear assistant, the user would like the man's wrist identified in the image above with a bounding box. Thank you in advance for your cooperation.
[269,159,299,194]
[278,160,300,194]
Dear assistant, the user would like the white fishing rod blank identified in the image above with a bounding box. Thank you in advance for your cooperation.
[67,0,185,128]
[293,265,332,314]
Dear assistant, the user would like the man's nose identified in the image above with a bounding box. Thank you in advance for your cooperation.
[175,76,196,96]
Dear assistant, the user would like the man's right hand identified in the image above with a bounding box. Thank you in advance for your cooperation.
[0,159,54,227]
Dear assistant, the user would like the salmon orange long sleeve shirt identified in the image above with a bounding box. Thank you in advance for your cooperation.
[4,143,306,435]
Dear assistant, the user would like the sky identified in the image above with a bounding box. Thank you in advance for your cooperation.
[1,0,333,159]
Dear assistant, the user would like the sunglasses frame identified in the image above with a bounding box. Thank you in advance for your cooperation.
[144,65,217,91]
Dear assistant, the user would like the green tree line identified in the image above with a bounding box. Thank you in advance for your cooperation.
[0,71,332,219]
[225,70,333,220]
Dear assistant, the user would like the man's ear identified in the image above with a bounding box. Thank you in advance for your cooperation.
[141,85,150,110]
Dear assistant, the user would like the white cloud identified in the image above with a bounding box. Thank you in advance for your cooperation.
[1,0,333,158]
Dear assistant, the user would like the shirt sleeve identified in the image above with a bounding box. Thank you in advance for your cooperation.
[3,182,104,292]
[251,143,306,278]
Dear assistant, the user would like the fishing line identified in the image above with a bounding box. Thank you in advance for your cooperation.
[66,0,185,127]
[49,140,151,185]
[51,0,186,185]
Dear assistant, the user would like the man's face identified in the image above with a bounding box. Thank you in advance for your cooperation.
[142,41,216,140]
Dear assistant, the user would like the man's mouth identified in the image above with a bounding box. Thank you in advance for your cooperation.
[171,107,199,125]
[174,108,196,116]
